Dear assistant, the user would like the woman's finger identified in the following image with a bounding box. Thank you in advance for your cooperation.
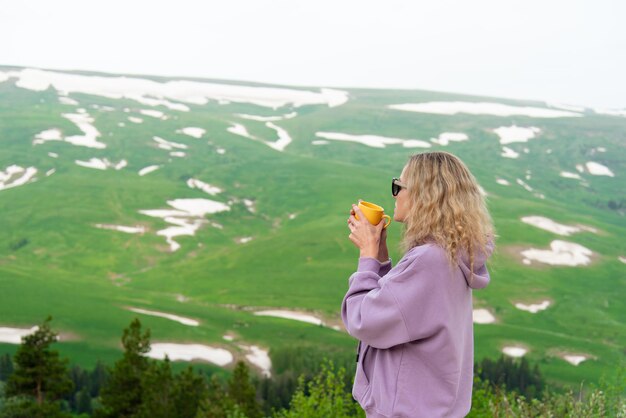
[376,221,385,235]
[348,233,359,246]
[352,205,367,223]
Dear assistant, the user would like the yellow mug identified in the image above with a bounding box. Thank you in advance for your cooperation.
[356,201,391,228]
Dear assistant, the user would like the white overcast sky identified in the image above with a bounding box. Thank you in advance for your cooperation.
[1,0,625,108]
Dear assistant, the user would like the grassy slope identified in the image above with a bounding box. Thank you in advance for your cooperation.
[0,68,624,389]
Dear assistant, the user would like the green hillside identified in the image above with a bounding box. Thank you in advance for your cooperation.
[0,66,624,389]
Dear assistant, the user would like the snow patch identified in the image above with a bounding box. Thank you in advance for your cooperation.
[496,178,510,186]
[520,240,593,266]
[501,147,519,159]
[153,136,187,150]
[315,132,431,149]
[0,165,38,191]
[265,122,292,152]
[63,113,106,148]
[227,123,255,139]
[0,326,39,344]
[521,216,592,236]
[139,109,166,119]
[430,132,468,146]
[34,128,62,142]
[493,125,541,144]
[473,309,496,324]
[139,199,230,251]
[75,158,127,170]
[8,68,348,110]
[388,102,581,118]
[128,307,199,326]
[95,224,146,234]
[243,199,256,213]
[187,178,222,195]
[254,310,324,326]
[560,171,581,180]
[179,127,206,138]
[34,112,106,149]
[146,343,232,366]
[94,105,115,112]
[585,162,614,177]
[138,165,160,176]
[167,199,230,217]
[502,346,527,357]
[514,300,551,313]
[128,95,190,111]
[239,344,272,377]
[236,112,297,121]
[516,179,533,192]
[562,355,590,366]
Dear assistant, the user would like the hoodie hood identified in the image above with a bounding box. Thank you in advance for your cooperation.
[457,239,494,289]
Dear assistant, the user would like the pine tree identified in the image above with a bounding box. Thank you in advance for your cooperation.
[4,317,73,418]
[95,318,150,418]
[136,357,175,418]
[518,357,530,394]
[172,366,207,418]
[197,375,234,418]
[89,360,108,397]
[67,364,89,411]
[228,361,262,418]
[75,386,92,415]
[0,354,14,381]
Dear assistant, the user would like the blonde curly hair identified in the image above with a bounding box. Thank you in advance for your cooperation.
[400,151,494,271]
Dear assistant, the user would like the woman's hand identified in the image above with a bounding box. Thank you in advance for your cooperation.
[347,204,386,259]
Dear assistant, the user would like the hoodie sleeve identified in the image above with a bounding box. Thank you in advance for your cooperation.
[341,256,419,349]
[342,248,461,349]
[379,258,393,276]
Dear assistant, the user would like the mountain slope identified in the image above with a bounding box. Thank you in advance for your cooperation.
[0,66,624,387]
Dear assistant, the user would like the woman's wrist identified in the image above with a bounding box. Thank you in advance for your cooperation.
[359,247,379,259]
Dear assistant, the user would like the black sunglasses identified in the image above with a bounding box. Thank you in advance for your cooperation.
[392,178,406,196]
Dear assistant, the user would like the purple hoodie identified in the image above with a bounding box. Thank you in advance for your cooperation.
[341,242,493,418]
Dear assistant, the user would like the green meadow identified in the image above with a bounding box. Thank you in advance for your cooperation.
[0,66,624,390]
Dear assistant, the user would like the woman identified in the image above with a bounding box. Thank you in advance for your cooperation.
[342,151,495,418]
